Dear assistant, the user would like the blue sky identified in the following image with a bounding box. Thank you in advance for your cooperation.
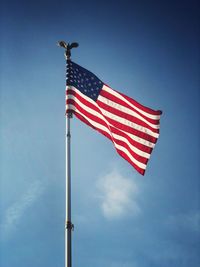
[0,0,199,266]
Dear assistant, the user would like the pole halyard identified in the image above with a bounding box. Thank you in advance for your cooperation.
[58,41,79,267]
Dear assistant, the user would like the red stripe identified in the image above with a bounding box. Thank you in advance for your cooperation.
[116,149,145,175]
[100,88,161,124]
[101,114,158,144]
[67,100,149,163]
[67,90,158,143]
[67,90,159,140]
[67,99,111,132]
[71,110,146,174]
[74,112,112,140]
[67,96,154,153]
[74,111,145,175]
[112,138,148,164]
[67,89,100,113]
[97,99,160,134]
[109,126,153,154]
[105,85,162,116]
[66,87,160,175]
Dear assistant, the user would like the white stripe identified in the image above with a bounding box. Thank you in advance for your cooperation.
[115,143,146,171]
[112,133,150,159]
[67,104,113,138]
[99,107,159,138]
[67,94,106,124]
[68,104,146,170]
[67,87,155,148]
[67,95,152,157]
[98,94,160,129]
[66,86,95,106]
[68,93,150,158]
[68,101,150,158]
[113,127,155,148]
[103,85,161,120]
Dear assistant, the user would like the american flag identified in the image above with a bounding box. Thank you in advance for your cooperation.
[66,61,162,175]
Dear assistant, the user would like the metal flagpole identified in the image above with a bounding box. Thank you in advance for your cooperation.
[57,41,79,267]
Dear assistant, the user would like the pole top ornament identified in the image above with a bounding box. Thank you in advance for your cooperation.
[57,41,79,60]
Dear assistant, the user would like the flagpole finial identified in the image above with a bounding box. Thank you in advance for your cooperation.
[57,41,79,60]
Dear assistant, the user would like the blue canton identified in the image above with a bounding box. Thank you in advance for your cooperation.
[67,61,103,101]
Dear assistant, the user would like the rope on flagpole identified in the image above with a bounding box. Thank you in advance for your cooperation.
[57,41,79,267]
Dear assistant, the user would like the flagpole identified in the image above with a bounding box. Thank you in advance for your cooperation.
[65,110,72,267]
[57,41,79,267]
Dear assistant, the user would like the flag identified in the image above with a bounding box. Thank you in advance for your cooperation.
[66,61,162,175]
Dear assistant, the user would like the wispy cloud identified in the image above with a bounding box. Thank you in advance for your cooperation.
[97,170,140,220]
[166,211,200,232]
[0,180,44,240]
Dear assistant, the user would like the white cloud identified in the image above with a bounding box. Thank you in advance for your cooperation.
[97,170,140,220]
[166,211,200,232]
[0,180,44,240]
